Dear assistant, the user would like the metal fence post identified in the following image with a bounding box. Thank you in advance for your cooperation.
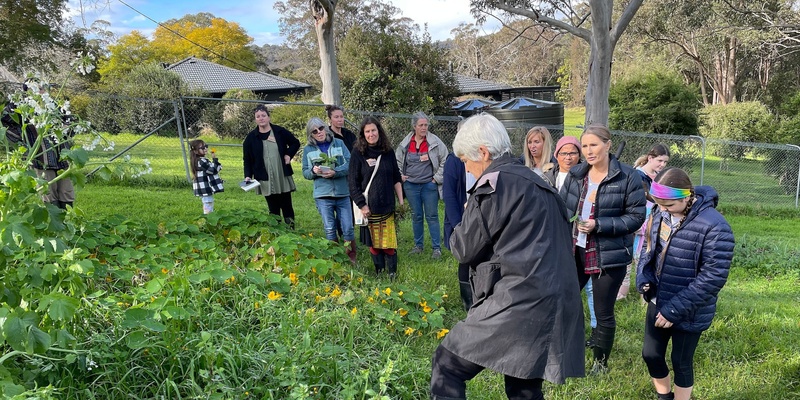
[787,144,800,208]
[174,100,191,183]
[689,135,706,185]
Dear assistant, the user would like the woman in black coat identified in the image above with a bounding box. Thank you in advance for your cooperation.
[243,105,301,228]
[431,114,584,400]
[560,124,646,374]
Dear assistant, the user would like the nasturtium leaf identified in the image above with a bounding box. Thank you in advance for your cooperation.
[1,382,25,397]
[244,271,265,285]
[266,272,282,283]
[145,279,163,294]
[55,328,76,348]
[126,331,149,349]
[209,269,233,282]
[141,320,166,332]
[162,306,193,320]
[68,259,93,274]
[8,221,34,246]
[187,272,211,284]
[122,308,153,329]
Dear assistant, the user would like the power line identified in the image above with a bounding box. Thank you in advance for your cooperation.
[116,0,260,73]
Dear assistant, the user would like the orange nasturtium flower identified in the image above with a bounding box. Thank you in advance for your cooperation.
[267,291,282,301]
[289,273,298,285]
[404,327,416,336]
[436,329,450,339]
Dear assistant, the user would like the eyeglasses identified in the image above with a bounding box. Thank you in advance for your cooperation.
[313,127,325,133]
[558,151,580,158]
[198,145,208,150]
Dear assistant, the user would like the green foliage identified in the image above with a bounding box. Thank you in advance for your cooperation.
[200,89,260,139]
[88,63,200,135]
[700,101,776,159]
[0,0,68,73]
[269,100,327,145]
[609,70,701,135]
[339,26,459,114]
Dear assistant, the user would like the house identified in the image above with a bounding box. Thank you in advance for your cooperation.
[166,56,311,100]
[455,74,559,102]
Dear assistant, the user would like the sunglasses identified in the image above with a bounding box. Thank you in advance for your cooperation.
[313,127,326,133]
[198,145,208,150]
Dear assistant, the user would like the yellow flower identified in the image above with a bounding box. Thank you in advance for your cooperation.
[331,286,342,297]
[230,275,235,282]
[309,232,313,237]
[268,291,282,301]
[367,297,375,303]
[325,286,331,293]
[306,308,316,314]
[404,327,416,336]
[436,329,450,339]
[420,301,432,313]
[211,147,217,153]
[150,296,155,302]
[201,287,210,293]
[351,307,358,316]
[289,273,298,285]
[398,291,403,297]
[161,268,168,274]
[315,295,324,303]
[381,299,387,304]
[383,287,392,296]
[254,301,260,309]
[398,308,408,317]
[374,288,380,296]
[357,277,363,283]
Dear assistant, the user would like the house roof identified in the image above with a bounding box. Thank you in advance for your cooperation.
[166,56,311,94]
[455,74,513,94]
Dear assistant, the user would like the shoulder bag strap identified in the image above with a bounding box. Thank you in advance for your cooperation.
[363,155,382,204]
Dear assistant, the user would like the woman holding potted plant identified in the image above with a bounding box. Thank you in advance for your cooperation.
[302,117,356,263]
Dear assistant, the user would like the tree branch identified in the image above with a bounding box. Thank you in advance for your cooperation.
[610,0,644,46]
[494,1,591,41]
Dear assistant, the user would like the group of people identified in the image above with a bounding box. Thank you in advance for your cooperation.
[431,115,734,400]
[187,106,735,400]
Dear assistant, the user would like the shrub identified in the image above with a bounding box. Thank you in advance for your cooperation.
[201,89,260,139]
[609,71,701,135]
[700,101,776,159]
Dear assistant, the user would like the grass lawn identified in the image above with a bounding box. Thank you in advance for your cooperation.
[73,159,800,399]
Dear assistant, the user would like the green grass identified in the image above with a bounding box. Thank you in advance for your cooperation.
[70,159,800,399]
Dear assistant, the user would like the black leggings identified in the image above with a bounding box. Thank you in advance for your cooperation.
[575,248,626,329]
[457,263,470,282]
[431,345,544,400]
[642,303,702,387]
[265,192,294,220]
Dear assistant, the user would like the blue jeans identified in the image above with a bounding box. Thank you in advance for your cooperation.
[585,280,597,328]
[315,197,355,242]
[403,181,441,250]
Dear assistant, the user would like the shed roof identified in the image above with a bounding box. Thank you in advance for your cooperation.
[455,74,513,94]
[166,56,311,94]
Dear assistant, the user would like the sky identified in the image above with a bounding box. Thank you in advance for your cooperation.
[66,0,500,46]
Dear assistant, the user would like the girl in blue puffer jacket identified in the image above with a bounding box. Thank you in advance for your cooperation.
[637,167,734,400]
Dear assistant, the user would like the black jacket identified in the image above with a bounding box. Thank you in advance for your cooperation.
[444,155,585,382]
[242,124,300,181]
[330,126,357,152]
[348,146,402,215]
[559,155,646,269]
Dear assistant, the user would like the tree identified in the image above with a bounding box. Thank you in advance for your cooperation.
[0,0,68,73]
[97,31,157,83]
[338,21,459,113]
[310,0,341,105]
[151,14,256,70]
[470,0,644,125]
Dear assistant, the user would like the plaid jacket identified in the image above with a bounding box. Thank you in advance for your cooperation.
[193,157,224,196]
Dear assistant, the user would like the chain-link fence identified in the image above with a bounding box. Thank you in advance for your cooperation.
[78,95,800,208]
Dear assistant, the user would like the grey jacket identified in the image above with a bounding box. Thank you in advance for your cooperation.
[443,155,585,382]
[395,131,448,186]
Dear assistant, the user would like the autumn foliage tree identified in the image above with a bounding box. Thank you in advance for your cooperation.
[97,13,256,82]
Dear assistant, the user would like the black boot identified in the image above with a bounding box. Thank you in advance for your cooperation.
[590,325,616,375]
[430,395,466,400]
[371,252,385,276]
[657,392,675,400]
[386,252,398,281]
[284,217,295,230]
[458,281,473,311]
[586,327,596,348]
[62,201,73,209]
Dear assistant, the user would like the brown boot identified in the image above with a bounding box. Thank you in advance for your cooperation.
[346,240,357,264]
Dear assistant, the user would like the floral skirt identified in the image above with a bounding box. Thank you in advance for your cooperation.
[360,213,397,249]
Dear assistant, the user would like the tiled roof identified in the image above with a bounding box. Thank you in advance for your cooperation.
[0,64,20,83]
[166,56,311,94]
[456,74,513,93]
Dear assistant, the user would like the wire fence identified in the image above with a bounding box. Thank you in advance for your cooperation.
[78,95,800,208]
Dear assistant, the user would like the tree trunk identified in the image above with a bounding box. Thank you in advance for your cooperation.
[585,0,614,126]
[313,0,341,105]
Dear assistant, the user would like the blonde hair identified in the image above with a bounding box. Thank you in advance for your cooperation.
[523,126,554,170]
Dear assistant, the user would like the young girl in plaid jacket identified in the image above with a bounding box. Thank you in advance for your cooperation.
[190,139,223,214]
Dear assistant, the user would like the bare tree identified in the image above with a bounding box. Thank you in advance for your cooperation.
[471,0,644,125]
[310,0,341,105]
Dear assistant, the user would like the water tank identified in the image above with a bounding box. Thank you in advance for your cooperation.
[451,98,497,117]
[485,97,565,153]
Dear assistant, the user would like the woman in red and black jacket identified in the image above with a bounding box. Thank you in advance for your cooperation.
[243,105,301,228]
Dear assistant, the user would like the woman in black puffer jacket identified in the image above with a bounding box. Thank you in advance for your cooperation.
[560,124,646,374]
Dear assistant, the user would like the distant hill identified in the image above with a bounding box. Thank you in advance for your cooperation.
[250,44,303,75]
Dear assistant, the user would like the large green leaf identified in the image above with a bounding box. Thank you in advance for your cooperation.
[2,316,25,351]
[26,326,51,353]
[44,293,80,321]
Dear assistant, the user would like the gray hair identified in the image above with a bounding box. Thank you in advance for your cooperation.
[306,117,332,145]
[411,111,429,128]
[453,114,512,161]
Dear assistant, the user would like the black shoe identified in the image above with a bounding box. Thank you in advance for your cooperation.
[585,328,596,347]
[371,253,385,275]
[458,281,473,311]
[386,252,398,280]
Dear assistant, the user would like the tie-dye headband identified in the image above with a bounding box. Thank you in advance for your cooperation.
[650,181,692,199]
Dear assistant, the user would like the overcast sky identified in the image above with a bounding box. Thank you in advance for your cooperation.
[67,0,500,46]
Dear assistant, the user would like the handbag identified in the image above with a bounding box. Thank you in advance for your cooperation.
[353,155,382,226]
